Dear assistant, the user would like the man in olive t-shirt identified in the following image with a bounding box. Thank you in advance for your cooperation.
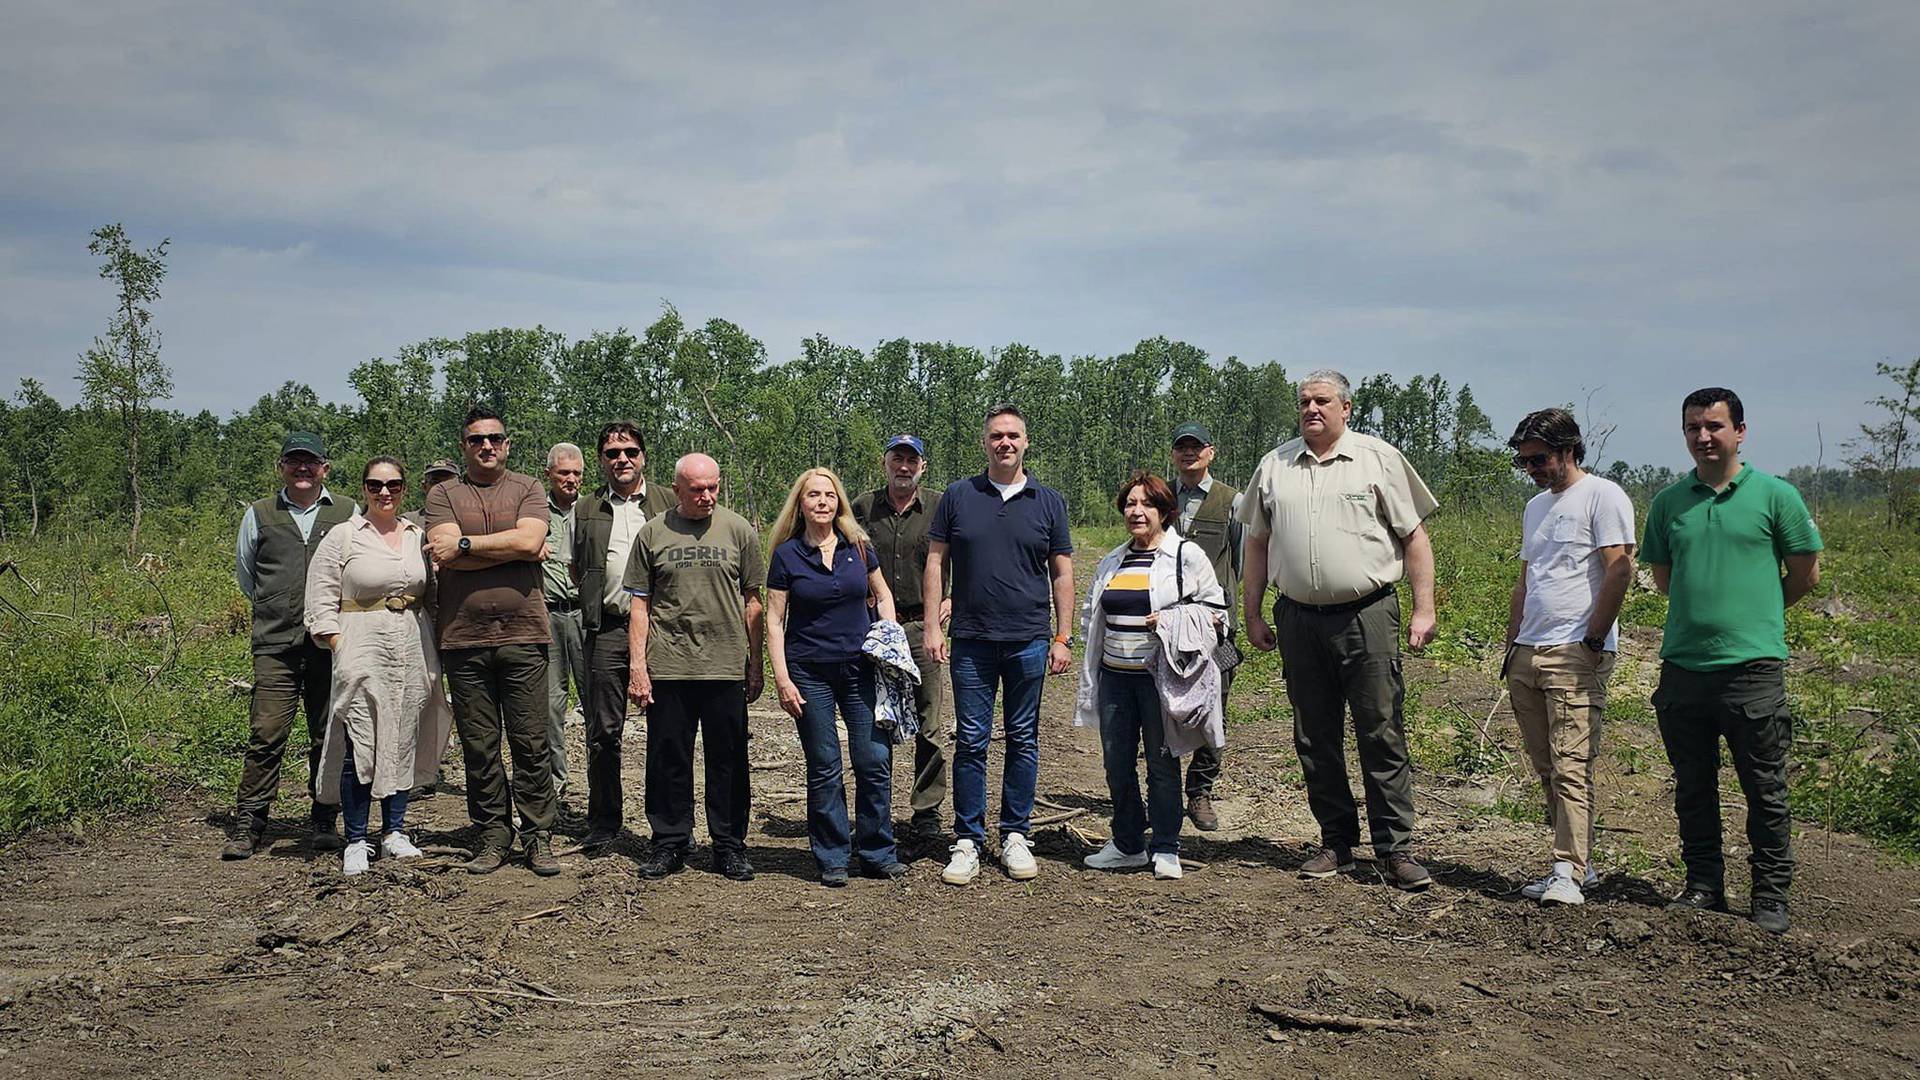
[625,452,766,881]
[1641,387,1821,934]
[425,406,562,876]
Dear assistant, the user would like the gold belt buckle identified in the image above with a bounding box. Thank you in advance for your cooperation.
[383,595,411,612]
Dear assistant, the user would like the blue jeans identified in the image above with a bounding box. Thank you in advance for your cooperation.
[948,637,1047,844]
[1098,669,1183,855]
[789,658,895,871]
[339,736,410,843]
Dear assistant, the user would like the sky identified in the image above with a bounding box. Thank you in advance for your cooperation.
[3,1,1917,471]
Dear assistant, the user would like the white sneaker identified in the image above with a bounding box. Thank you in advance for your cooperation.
[1083,841,1150,870]
[1001,832,1038,881]
[1521,861,1600,900]
[1152,853,1184,880]
[381,832,423,859]
[1540,873,1585,906]
[942,839,980,885]
[342,840,372,877]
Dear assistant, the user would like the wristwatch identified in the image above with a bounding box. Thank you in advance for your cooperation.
[1581,634,1606,653]
[457,536,472,555]
[1052,632,1074,648]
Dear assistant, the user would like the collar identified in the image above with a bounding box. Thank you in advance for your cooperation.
[1689,462,1752,494]
[1175,475,1215,497]
[548,494,578,514]
[278,487,336,511]
[351,510,420,533]
[609,481,649,504]
[876,487,924,514]
[974,471,1035,496]
[803,529,848,552]
[1291,432,1353,464]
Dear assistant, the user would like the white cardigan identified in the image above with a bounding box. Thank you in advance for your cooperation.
[1072,527,1226,728]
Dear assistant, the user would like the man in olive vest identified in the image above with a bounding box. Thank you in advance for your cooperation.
[222,431,356,859]
[1169,422,1242,832]
[571,420,675,850]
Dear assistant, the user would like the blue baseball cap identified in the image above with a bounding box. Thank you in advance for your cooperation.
[884,434,926,458]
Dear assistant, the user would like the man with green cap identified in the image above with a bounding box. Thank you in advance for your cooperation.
[1168,421,1242,831]
[222,431,356,859]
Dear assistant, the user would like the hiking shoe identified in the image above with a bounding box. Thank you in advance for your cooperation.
[309,818,344,853]
[1522,862,1600,900]
[1083,841,1150,871]
[526,832,561,877]
[1382,852,1433,891]
[1667,887,1729,913]
[579,828,620,852]
[1152,853,1184,880]
[638,846,686,879]
[821,866,849,888]
[1187,793,1220,832]
[1001,832,1038,880]
[860,860,910,880]
[714,849,755,882]
[1751,898,1790,935]
[1300,846,1354,879]
[460,846,509,874]
[381,832,424,859]
[942,839,981,886]
[342,840,372,877]
[220,812,268,861]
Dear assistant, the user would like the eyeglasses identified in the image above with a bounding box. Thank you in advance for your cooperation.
[363,478,407,493]
[465,432,508,447]
[280,455,324,468]
[602,447,643,460]
[1511,452,1553,469]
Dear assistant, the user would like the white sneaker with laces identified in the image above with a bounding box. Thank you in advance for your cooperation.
[942,839,980,886]
[1001,832,1038,880]
[1152,853,1184,880]
[1083,841,1150,870]
[1540,874,1585,905]
[342,840,372,877]
[382,832,423,859]
[1522,861,1599,900]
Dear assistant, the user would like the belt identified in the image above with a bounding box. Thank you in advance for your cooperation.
[1279,584,1395,615]
[340,594,422,614]
[546,597,580,613]
[895,605,924,623]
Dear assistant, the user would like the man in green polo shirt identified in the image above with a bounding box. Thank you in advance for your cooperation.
[1642,387,1822,934]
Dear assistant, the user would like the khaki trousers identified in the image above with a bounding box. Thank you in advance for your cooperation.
[1507,643,1615,877]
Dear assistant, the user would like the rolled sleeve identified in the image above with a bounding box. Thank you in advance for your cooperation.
[234,506,260,599]
[302,523,348,641]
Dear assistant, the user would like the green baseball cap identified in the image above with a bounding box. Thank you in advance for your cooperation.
[280,431,327,459]
[1170,421,1213,447]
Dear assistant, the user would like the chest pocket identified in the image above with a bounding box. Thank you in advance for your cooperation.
[1329,488,1380,536]
[1549,514,1586,544]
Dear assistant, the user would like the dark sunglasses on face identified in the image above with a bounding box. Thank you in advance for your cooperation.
[364,478,407,493]
[603,447,643,460]
[465,432,508,447]
[1512,452,1553,469]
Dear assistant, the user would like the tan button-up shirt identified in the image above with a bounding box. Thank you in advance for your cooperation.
[602,485,652,615]
[1236,430,1437,605]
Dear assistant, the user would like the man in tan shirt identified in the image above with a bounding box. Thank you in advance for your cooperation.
[1239,370,1439,890]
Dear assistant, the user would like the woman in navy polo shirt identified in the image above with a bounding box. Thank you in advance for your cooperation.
[766,467,906,886]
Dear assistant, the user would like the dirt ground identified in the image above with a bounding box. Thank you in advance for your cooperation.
[3,592,1918,1077]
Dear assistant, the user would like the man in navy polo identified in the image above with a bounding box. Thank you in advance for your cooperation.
[924,403,1075,885]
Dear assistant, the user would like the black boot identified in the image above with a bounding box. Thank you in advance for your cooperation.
[221,809,269,860]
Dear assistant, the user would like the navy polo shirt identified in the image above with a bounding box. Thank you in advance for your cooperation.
[766,533,877,663]
[929,473,1074,642]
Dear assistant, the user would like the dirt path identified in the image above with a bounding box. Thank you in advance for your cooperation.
[4,635,1919,1076]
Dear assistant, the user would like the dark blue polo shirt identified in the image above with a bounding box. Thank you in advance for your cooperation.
[766,533,877,663]
[929,473,1074,642]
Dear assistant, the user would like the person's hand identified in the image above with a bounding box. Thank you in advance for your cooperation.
[535,541,553,562]
[426,532,461,564]
[925,624,949,665]
[627,668,653,709]
[938,598,953,628]
[776,679,805,719]
[1047,639,1072,675]
[745,666,766,704]
[1144,611,1159,631]
[1408,610,1437,650]
[1246,615,1277,652]
[318,633,340,651]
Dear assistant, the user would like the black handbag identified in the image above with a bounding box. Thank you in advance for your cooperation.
[1173,540,1242,674]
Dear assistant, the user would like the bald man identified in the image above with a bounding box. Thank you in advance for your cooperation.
[624,453,766,881]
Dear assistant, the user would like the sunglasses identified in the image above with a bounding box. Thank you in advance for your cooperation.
[1511,452,1554,469]
[364,478,407,493]
[465,432,508,447]
[280,455,325,468]
[603,446,643,460]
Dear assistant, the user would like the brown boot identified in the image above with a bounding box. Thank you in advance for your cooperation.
[1186,793,1220,832]
[526,832,561,877]
[1382,852,1433,891]
[220,810,268,861]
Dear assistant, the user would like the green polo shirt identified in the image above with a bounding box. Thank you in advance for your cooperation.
[1640,464,1822,671]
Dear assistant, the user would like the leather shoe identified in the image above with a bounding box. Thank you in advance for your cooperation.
[525,832,561,877]
[460,846,509,874]
[579,828,619,852]
[714,849,755,882]
[1751,898,1789,934]
[637,846,686,879]
[1382,851,1433,891]
[1667,887,1729,913]
[1186,793,1220,832]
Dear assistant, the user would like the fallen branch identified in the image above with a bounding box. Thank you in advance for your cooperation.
[409,981,685,1007]
[749,758,797,771]
[1250,1003,1423,1034]
[515,906,566,923]
[1029,807,1088,827]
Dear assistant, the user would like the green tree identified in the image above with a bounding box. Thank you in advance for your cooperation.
[75,224,171,550]
[1848,357,1920,525]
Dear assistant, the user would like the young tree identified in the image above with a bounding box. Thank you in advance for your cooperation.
[75,223,171,550]
[1848,357,1920,525]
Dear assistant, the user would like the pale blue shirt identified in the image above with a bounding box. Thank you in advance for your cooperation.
[233,488,345,598]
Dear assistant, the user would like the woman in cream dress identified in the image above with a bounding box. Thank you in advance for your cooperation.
[305,456,453,875]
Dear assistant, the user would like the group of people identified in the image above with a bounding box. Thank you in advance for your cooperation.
[220,371,1823,934]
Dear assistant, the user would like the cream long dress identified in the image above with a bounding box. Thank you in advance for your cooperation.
[304,513,453,804]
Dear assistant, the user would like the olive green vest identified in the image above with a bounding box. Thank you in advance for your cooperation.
[248,493,354,653]
[574,482,678,632]
[1182,480,1240,627]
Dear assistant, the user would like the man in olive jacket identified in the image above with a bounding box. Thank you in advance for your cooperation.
[223,431,355,859]
[571,420,676,848]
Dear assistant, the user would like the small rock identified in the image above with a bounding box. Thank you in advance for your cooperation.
[1264,1028,1287,1042]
